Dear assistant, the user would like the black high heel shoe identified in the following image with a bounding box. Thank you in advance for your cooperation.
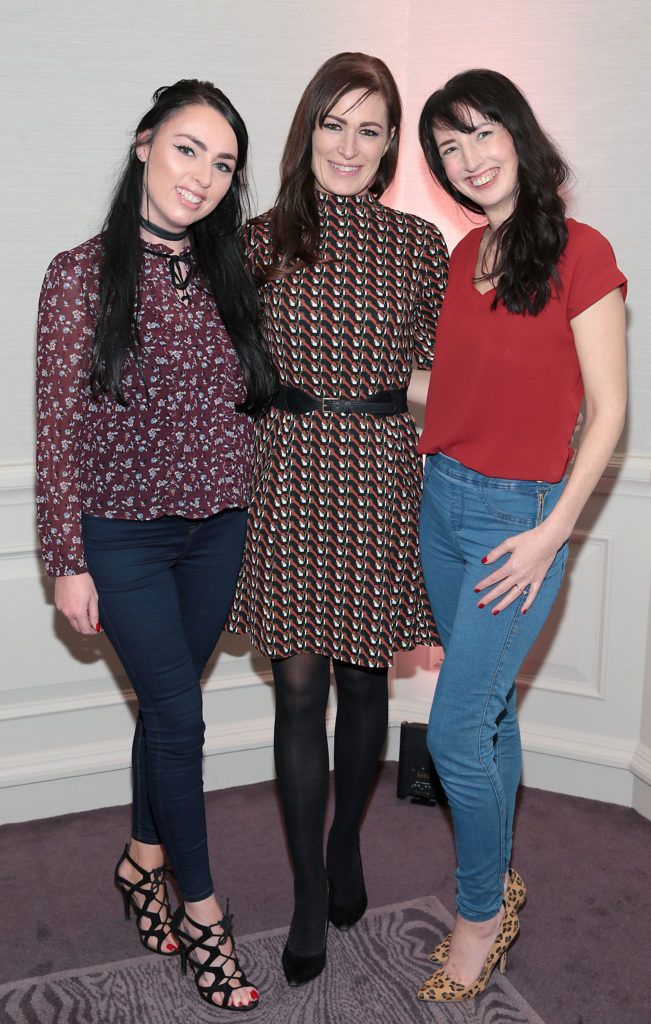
[114,843,178,956]
[328,883,368,931]
[281,940,327,988]
[281,882,329,987]
[171,903,259,1012]
[327,847,367,931]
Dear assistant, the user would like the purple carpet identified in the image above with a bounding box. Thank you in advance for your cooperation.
[1,763,650,1024]
[0,897,545,1024]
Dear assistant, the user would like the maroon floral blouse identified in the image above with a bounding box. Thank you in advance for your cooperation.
[36,235,253,577]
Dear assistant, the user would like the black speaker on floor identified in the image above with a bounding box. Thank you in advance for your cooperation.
[396,721,446,805]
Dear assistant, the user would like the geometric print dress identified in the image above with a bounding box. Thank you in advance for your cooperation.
[227,191,448,668]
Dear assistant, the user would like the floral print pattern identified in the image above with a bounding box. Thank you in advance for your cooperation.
[36,235,252,576]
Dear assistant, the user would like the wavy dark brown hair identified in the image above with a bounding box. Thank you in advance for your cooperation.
[261,52,402,282]
[419,69,570,315]
[90,79,277,411]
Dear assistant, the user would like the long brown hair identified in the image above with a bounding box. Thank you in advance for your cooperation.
[419,70,569,316]
[262,52,402,282]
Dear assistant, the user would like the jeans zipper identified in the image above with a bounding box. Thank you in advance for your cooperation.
[536,490,545,526]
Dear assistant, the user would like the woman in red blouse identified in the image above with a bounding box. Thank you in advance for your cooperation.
[415,70,627,1001]
[36,80,276,1011]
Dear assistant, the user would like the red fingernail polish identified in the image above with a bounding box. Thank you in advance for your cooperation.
[95,623,101,633]
[481,557,488,564]
[522,608,528,615]
[492,608,501,616]
[474,587,481,593]
[478,602,485,609]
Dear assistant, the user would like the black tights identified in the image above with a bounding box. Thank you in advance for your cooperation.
[272,652,388,954]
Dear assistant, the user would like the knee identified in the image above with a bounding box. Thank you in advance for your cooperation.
[427,718,448,772]
[145,696,205,756]
[427,715,474,781]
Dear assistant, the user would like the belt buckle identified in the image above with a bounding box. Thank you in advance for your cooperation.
[321,396,337,413]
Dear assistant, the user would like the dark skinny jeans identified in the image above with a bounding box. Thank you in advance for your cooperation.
[82,509,248,902]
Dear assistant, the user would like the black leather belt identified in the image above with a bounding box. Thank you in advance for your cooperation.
[272,384,408,416]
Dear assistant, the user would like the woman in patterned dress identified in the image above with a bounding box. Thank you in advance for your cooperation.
[227,52,448,985]
[36,80,276,1011]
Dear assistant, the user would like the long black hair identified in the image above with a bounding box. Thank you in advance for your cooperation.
[419,69,570,315]
[263,52,402,282]
[90,79,277,412]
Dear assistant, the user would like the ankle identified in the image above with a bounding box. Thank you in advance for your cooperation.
[455,906,504,942]
[184,894,221,927]
[128,838,165,872]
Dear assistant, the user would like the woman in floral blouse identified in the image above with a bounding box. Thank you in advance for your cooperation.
[36,79,276,1012]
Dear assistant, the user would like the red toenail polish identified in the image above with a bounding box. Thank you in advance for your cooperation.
[251,990,259,1000]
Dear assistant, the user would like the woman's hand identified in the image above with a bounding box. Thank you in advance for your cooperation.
[54,573,100,635]
[474,519,566,614]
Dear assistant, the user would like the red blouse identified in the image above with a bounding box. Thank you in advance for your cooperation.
[418,219,627,481]
[36,235,253,577]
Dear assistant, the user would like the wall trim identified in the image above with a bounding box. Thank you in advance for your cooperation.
[0,668,273,722]
[389,697,638,770]
[0,697,640,791]
[517,529,613,701]
[0,708,338,791]
[631,742,651,786]
[0,693,646,817]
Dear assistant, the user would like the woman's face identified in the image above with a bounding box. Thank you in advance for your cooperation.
[311,88,394,197]
[136,103,238,234]
[432,108,519,225]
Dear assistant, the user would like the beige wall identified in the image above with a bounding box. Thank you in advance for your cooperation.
[1,0,650,822]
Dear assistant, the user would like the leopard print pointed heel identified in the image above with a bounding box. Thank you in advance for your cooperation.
[418,904,520,1002]
[427,868,526,965]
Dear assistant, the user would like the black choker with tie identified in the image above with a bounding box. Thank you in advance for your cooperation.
[140,216,193,302]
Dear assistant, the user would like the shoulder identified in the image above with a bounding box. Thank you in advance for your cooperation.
[560,219,627,315]
[376,201,445,243]
[562,219,618,264]
[42,235,103,288]
[243,213,272,247]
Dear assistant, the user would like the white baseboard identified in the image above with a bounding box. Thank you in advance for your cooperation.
[2,693,649,823]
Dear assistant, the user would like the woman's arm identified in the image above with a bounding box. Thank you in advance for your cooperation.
[36,248,101,634]
[476,287,627,611]
[407,368,432,407]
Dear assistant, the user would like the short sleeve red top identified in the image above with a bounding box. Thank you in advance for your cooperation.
[418,219,627,481]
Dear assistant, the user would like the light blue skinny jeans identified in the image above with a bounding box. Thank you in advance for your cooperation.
[419,453,569,922]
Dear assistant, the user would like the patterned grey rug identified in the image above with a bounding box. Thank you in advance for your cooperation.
[0,896,546,1024]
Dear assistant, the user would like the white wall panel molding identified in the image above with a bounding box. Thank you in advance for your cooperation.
[0,683,646,821]
[0,705,338,795]
[631,742,651,787]
[388,696,637,770]
[0,668,274,723]
[518,530,613,701]
[520,722,637,770]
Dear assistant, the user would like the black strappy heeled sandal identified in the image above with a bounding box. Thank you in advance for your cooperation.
[171,903,259,1012]
[114,843,178,956]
